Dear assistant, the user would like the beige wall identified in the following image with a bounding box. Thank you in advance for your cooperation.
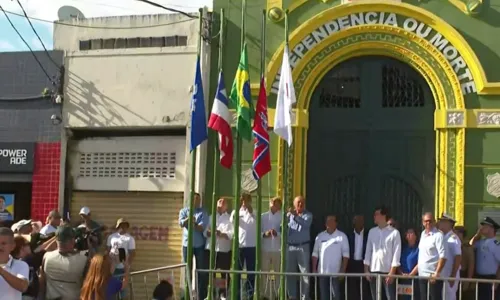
[54,11,211,204]
[53,13,207,129]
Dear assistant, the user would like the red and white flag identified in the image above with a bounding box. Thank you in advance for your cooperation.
[208,71,233,169]
[252,76,271,180]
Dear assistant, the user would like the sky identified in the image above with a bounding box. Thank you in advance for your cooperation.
[0,0,212,52]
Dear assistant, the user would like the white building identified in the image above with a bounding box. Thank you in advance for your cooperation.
[53,10,210,294]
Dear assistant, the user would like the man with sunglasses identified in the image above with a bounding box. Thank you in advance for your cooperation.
[409,212,446,300]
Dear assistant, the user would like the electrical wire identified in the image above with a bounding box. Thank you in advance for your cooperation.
[74,0,200,11]
[3,9,196,29]
[15,0,60,68]
[0,5,55,85]
[134,0,197,19]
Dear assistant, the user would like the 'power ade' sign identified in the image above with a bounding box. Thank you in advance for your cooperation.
[0,143,35,173]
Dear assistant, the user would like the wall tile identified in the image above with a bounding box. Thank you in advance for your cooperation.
[31,142,61,221]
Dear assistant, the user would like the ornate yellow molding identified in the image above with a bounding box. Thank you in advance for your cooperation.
[434,109,500,128]
[289,0,483,18]
[267,1,500,95]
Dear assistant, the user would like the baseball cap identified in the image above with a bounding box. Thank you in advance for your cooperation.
[56,225,75,242]
[79,206,91,216]
[115,218,129,229]
[11,219,32,232]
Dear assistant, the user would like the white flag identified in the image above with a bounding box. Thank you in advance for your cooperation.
[273,45,296,147]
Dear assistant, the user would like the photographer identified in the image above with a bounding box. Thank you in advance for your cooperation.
[78,207,102,252]
[39,226,88,300]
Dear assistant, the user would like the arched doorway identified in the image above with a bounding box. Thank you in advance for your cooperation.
[306,56,435,236]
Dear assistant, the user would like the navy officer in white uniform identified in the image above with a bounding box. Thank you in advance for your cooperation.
[469,217,500,300]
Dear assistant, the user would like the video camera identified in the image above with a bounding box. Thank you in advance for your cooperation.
[30,225,103,252]
[74,226,103,251]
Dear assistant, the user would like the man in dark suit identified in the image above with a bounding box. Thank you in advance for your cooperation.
[346,215,372,300]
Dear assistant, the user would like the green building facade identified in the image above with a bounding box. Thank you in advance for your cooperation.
[204,0,500,234]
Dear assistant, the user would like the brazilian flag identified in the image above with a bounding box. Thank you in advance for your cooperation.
[229,42,254,141]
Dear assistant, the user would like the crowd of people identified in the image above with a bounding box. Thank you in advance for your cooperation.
[0,207,173,300]
[180,193,500,300]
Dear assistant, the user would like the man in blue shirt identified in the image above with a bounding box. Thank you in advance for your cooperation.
[178,192,208,300]
[286,195,313,300]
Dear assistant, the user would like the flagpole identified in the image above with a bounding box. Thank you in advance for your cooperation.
[279,11,289,300]
[253,9,267,300]
[187,8,204,299]
[207,8,225,300]
[230,0,246,299]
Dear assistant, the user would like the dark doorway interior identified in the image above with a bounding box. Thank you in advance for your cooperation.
[306,56,435,238]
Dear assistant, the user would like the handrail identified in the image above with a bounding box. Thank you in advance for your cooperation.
[196,269,500,283]
[130,263,187,275]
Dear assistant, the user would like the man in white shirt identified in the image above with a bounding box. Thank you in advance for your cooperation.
[230,192,257,298]
[409,212,446,300]
[437,213,461,300]
[0,227,29,300]
[312,215,349,300]
[260,197,282,299]
[364,206,401,300]
[40,210,61,235]
[205,198,233,299]
[107,218,136,299]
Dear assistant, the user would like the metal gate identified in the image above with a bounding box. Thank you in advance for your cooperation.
[306,56,435,235]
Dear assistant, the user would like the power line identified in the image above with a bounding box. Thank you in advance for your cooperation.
[3,9,196,29]
[75,0,200,11]
[0,5,55,85]
[15,0,60,68]
[134,0,197,19]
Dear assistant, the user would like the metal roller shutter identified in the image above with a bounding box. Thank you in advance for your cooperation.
[71,191,184,299]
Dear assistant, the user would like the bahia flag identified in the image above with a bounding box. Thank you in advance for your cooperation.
[208,71,233,169]
[190,56,208,152]
[273,45,296,147]
[229,42,254,141]
[252,77,271,180]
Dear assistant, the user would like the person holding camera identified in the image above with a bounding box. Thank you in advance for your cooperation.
[39,226,88,300]
[107,218,135,299]
[78,207,102,253]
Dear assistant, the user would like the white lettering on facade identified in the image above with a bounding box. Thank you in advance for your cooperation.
[271,11,477,95]
[0,149,28,165]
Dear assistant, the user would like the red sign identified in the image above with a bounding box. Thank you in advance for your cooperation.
[103,225,170,241]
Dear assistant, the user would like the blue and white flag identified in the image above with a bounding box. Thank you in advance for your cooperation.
[190,56,208,152]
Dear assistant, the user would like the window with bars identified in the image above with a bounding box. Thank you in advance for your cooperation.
[79,35,188,50]
[318,65,361,108]
[382,64,425,108]
[78,151,176,179]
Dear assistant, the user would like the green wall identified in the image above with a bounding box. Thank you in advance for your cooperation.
[205,0,500,233]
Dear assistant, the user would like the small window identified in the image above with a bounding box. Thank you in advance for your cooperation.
[382,65,425,108]
[318,65,361,108]
[90,39,103,50]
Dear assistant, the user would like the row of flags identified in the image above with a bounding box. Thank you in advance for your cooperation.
[189,43,296,181]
